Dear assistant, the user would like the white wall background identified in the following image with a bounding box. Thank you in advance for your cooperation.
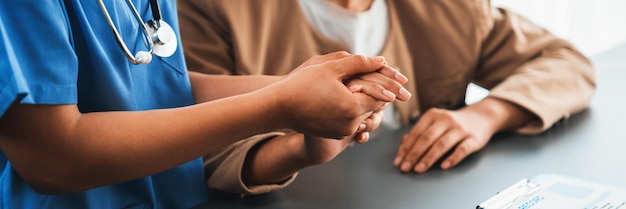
[467,0,626,104]
[492,0,626,57]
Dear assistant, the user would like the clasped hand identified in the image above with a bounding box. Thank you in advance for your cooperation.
[271,51,411,140]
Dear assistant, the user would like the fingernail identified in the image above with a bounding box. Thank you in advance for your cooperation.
[414,163,425,173]
[349,85,362,92]
[394,72,408,83]
[358,123,366,132]
[401,162,411,172]
[383,89,396,100]
[399,88,412,100]
[357,132,369,143]
[441,161,451,170]
[372,56,385,63]
[393,157,402,166]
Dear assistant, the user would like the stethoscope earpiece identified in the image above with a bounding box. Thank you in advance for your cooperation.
[135,51,153,64]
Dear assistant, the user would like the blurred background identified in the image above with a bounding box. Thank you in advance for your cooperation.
[493,0,626,56]
[467,0,626,104]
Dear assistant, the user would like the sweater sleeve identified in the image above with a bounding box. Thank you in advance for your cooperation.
[473,2,596,134]
[204,132,297,195]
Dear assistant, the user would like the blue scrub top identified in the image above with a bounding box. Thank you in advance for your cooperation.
[0,14,29,119]
[0,0,208,208]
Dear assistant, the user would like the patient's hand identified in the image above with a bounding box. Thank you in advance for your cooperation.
[393,98,533,173]
[240,106,386,186]
[301,109,384,165]
[393,108,493,173]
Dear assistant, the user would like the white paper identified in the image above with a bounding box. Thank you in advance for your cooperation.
[478,173,626,209]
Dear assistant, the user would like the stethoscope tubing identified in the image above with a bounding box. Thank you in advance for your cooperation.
[97,0,156,64]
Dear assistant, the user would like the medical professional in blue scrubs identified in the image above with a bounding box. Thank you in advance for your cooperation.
[0,0,411,208]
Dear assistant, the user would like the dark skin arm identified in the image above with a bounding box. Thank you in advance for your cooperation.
[0,54,408,194]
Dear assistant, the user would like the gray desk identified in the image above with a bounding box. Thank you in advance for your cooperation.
[194,44,626,209]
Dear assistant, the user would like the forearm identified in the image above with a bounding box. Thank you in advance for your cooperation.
[189,71,284,103]
[0,91,283,194]
[460,97,534,133]
[485,47,595,133]
[241,133,314,185]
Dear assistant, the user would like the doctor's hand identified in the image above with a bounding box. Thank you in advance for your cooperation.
[268,53,410,139]
[291,51,411,103]
[393,98,533,173]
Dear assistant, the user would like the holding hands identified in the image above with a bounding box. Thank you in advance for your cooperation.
[268,51,410,139]
[282,51,408,165]
[241,52,408,185]
[264,51,530,175]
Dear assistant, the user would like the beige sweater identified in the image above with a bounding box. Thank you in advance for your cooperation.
[178,0,596,194]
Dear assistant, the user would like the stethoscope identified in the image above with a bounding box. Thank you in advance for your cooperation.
[97,0,177,64]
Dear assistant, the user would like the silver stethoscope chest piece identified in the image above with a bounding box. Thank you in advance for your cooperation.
[148,20,177,58]
[97,0,178,64]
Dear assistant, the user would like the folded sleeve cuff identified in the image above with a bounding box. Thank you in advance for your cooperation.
[204,132,297,195]
[486,93,547,135]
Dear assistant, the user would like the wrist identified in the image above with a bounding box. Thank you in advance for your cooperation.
[290,134,323,166]
[241,133,309,185]
[256,83,292,131]
[462,97,533,132]
[284,133,333,166]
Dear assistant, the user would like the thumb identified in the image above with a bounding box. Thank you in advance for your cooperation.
[327,55,386,78]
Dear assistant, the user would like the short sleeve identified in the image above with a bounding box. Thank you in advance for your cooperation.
[0,0,79,105]
[0,14,29,117]
[0,68,28,119]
